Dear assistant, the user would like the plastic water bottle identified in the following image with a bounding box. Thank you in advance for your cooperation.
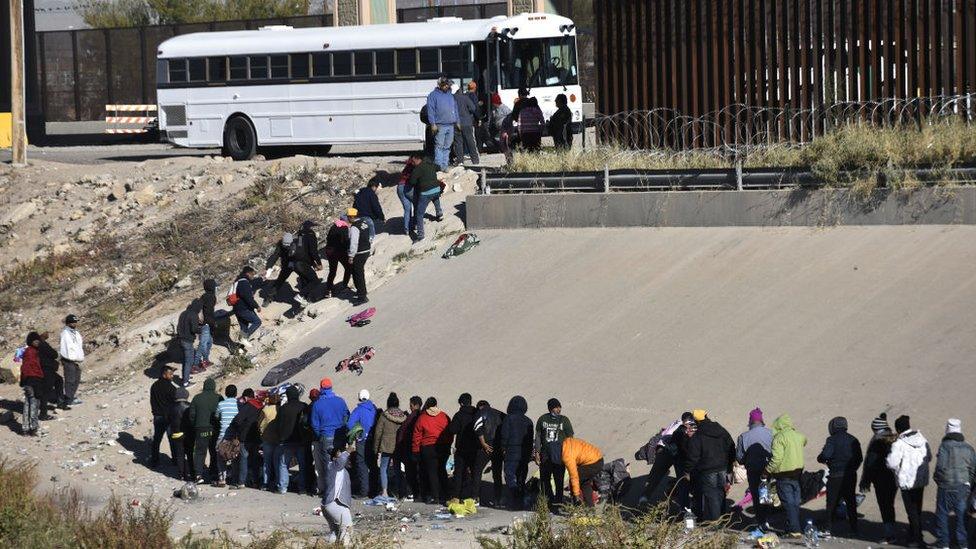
[803,519,819,547]
[683,508,696,531]
[758,479,770,505]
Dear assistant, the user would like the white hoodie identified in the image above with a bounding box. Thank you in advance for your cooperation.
[886,430,931,490]
[59,326,85,362]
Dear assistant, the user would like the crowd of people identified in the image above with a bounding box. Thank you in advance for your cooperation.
[16,314,86,435]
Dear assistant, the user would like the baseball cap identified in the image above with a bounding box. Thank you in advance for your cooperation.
[320,377,332,389]
[346,207,358,218]
[64,314,80,324]
[359,389,370,401]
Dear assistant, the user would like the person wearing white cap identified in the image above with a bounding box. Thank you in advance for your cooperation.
[346,389,377,497]
[933,418,976,549]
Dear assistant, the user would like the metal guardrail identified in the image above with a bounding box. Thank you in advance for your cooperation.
[481,166,976,194]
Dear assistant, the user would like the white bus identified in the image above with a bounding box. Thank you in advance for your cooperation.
[156,13,581,160]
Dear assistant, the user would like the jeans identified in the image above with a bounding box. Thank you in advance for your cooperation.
[453,124,480,164]
[777,478,802,534]
[351,254,368,300]
[406,452,423,500]
[61,359,81,400]
[411,191,442,240]
[746,469,768,525]
[324,249,351,294]
[311,440,327,495]
[433,124,455,170]
[539,460,566,506]
[179,340,195,384]
[696,469,727,521]
[169,435,187,479]
[380,453,403,496]
[475,448,504,505]
[21,384,40,434]
[235,308,261,338]
[261,442,279,488]
[824,474,858,532]
[396,184,413,235]
[150,414,169,464]
[361,216,377,242]
[902,487,925,544]
[278,442,309,493]
[421,445,450,503]
[193,430,216,480]
[453,450,479,501]
[352,439,369,496]
[220,443,249,485]
[503,448,529,509]
[194,324,212,365]
[936,485,970,548]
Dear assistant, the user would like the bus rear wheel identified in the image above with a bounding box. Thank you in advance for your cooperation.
[222,116,257,161]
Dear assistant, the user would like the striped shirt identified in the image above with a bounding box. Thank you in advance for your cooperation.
[216,397,239,440]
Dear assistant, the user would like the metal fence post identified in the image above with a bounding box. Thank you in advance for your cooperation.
[603,163,610,193]
[735,160,743,191]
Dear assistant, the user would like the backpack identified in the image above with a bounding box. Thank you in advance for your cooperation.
[597,458,632,502]
[225,278,243,306]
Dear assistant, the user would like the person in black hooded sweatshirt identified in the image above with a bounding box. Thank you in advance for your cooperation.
[176,299,202,387]
[275,386,311,494]
[36,332,66,411]
[499,395,534,510]
[685,411,735,521]
[449,393,479,500]
[817,416,863,536]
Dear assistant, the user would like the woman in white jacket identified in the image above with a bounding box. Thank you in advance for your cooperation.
[885,415,931,547]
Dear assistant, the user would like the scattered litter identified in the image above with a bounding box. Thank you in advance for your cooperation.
[346,307,376,327]
[756,533,780,548]
[173,482,199,501]
[433,513,453,520]
[129,499,140,507]
[447,498,478,517]
[312,506,322,516]
[118,450,134,456]
[442,233,480,259]
[104,464,117,472]
[335,346,374,376]
[431,524,446,530]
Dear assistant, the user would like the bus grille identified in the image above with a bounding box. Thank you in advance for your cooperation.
[162,105,187,126]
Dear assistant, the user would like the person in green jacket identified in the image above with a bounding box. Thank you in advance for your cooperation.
[188,377,221,483]
[765,414,807,537]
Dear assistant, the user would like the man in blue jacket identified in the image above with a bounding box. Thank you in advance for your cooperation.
[352,181,385,243]
[426,76,459,170]
[310,378,349,477]
[347,389,377,497]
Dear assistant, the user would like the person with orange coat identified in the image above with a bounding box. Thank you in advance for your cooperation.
[561,437,604,507]
[412,397,453,504]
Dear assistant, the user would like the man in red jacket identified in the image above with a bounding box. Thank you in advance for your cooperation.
[412,397,453,504]
[20,332,48,434]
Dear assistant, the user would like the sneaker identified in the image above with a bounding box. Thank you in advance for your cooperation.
[434,215,444,222]
[195,477,205,485]
[352,297,369,306]
[213,480,226,488]
[182,381,195,388]
[239,338,252,349]
[404,495,414,502]
[295,295,309,308]
[227,484,241,490]
[70,398,82,405]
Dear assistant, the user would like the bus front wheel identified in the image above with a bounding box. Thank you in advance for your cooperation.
[222,116,257,161]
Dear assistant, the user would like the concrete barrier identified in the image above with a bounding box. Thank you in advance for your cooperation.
[467,187,976,228]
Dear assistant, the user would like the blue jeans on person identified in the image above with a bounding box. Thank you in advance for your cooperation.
[397,184,413,235]
[277,442,308,493]
[777,478,802,534]
[235,308,261,338]
[352,439,369,496]
[936,484,970,548]
[433,124,455,170]
[194,324,212,365]
[361,216,376,242]
[235,443,249,486]
[179,339,195,384]
[411,191,443,240]
[380,452,401,496]
[261,442,278,489]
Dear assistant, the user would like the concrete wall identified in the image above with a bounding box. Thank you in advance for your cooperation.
[467,187,976,228]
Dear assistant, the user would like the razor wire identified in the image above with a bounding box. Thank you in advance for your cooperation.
[590,93,976,157]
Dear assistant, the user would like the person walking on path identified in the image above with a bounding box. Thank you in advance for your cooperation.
[561,437,604,507]
[276,385,311,494]
[149,365,177,467]
[474,400,506,507]
[397,395,424,502]
[449,393,480,501]
[535,398,574,508]
[353,181,385,242]
[426,76,459,170]
[264,223,321,307]
[500,395,534,510]
[310,377,350,493]
[188,377,221,484]
[453,88,480,165]
[19,332,46,434]
[59,314,85,406]
[685,409,736,522]
[886,415,931,548]
[323,217,352,298]
[346,208,371,306]
[347,389,377,497]
[168,387,192,480]
[407,156,444,243]
[736,407,773,530]
[195,279,217,370]
[322,443,355,544]
[413,397,452,504]
[231,267,262,347]
[816,416,863,536]
[765,414,807,538]
[933,418,976,549]
[176,299,202,387]
[859,413,899,545]
[372,392,406,499]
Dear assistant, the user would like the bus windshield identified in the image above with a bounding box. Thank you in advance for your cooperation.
[500,36,578,90]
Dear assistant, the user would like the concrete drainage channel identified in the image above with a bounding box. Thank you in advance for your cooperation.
[467,166,976,229]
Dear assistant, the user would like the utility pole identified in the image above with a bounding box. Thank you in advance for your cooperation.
[10,0,27,165]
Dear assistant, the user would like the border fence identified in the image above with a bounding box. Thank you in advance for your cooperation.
[35,14,334,122]
[594,0,976,150]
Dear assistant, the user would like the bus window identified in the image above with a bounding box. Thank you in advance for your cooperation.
[375,50,394,76]
[441,46,462,76]
[229,56,247,80]
[419,48,439,74]
[270,55,289,79]
[249,56,268,79]
[312,52,331,77]
[291,53,309,79]
[500,37,578,89]
[208,57,226,81]
[168,59,187,83]
[354,51,373,76]
[396,49,417,76]
[333,51,352,76]
[188,58,206,82]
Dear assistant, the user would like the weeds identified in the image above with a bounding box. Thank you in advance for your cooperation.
[220,353,256,376]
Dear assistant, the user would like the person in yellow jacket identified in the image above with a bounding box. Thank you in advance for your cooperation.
[561,437,604,507]
[765,414,807,537]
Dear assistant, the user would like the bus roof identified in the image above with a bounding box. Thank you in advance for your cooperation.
[157,13,576,58]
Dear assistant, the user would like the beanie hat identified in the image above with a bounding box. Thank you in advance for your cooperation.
[346,207,358,218]
[547,398,561,412]
[871,413,890,433]
[359,389,370,401]
[749,407,764,425]
[491,93,502,106]
[320,377,332,389]
[175,387,190,402]
[692,409,708,422]
[946,418,962,435]
[281,232,294,246]
[309,388,320,400]
[895,414,911,434]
